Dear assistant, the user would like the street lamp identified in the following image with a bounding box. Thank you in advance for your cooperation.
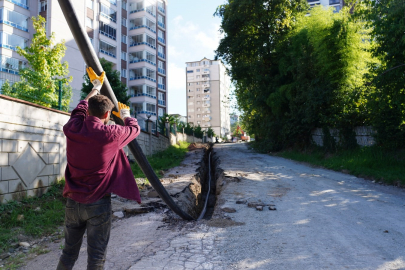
[146,113,151,132]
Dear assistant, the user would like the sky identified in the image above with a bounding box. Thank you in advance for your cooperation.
[166,0,228,116]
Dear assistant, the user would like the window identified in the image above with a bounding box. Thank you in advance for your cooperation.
[121,35,127,44]
[39,0,47,12]
[0,9,29,31]
[146,85,156,96]
[204,69,209,72]
[197,115,200,118]
[196,75,200,79]
[158,76,164,85]
[188,83,191,86]
[0,32,28,50]
[121,51,127,61]
[122,18,127,27]
[0,55,26,72]
[197,88,200,91]
[146,68,155,80]
[99,21,116,40]
[146,51,155,63]
[146,103,156,113]
[196,69,200,72]
[86,17,93,29]
[87,0,93,9]
[187,70,193,73]
[158,108,165,117]
[146,18,156,29]
[130,1,144,12]
[100,4,116,22]
[99,40,116,58]
[110,0,117,6]
[145,1,156,16]
[158,45,164,54]
[121,68,127,78]
[122,1,127,10]
[146,35,155,47]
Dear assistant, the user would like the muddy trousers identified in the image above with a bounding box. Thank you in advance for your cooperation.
[56,197,112,270]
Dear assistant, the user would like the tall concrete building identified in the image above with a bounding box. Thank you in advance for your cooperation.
[308,0,342,12]
[0,0,168,131]
[186,58,231,138]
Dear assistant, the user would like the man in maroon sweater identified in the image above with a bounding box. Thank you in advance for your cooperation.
[57,68,141,270]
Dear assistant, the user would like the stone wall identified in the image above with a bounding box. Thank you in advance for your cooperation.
[0,95,70,204]
[312,126,376,147]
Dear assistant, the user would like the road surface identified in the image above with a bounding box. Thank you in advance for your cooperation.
[20,143,405,269]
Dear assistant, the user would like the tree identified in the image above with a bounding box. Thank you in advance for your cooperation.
[207,127,216,138]
[216,1,376,151]
[215,0,308,150]
[80,58,130,105]
[157,114,180,135]
[2,16,72,111]
[361,0,405,148]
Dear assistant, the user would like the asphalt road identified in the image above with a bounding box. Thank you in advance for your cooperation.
[20,143,405,269]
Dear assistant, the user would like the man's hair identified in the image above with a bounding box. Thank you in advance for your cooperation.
[88,95,114,118]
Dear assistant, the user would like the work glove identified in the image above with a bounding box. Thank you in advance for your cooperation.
[86,67,106,94]
[112,102,131,120]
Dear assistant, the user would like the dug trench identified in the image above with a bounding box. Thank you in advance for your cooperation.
[110,143,224,222]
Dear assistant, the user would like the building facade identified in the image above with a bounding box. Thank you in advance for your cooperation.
[308,0,343,12]
[186,58,231,138]
[0,0,168,131]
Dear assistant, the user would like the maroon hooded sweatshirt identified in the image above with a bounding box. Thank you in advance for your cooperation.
[62,100,141,204]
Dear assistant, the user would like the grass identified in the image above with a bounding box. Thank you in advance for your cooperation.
[276,146,405,185]
[0,180,66,253]
[131,141,190,179]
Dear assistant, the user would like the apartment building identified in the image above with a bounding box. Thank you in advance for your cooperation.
[186,58,231,138]
[308,0,343,12]
[0,0,168,131]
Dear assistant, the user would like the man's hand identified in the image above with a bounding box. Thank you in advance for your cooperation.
[86,67,106,94]
[112,102,131,120]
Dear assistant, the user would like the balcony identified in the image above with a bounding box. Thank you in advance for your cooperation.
[99,49,116,58]
[129,75,156,83]
[158,83,166,90]
[135,110,156,116]
[99,30,116,41]
[202,103,210,108]
[130,41,156,50]
[203,78,209,81]
[203,84,210,88]
[6,0,29,10]
[158,100,166,106]
[130,93,156,99]
[158,68,166,75]
[203,71,210,75]
[129,58,156,66]
[158,6,165,14]
[203,97,210,101]
[130,24,156,34]
[329,0,340,4]
[203,64,209,68]
[158,52,166,60]
[158,21,165,29]
[203,116,212,121]
[157,37,165,45]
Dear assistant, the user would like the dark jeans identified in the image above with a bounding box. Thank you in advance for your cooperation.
[56,197,112,270]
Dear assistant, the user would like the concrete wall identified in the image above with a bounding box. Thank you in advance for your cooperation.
[0,95,70,204]
[0,95,211,204]
[312,127,376,147]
